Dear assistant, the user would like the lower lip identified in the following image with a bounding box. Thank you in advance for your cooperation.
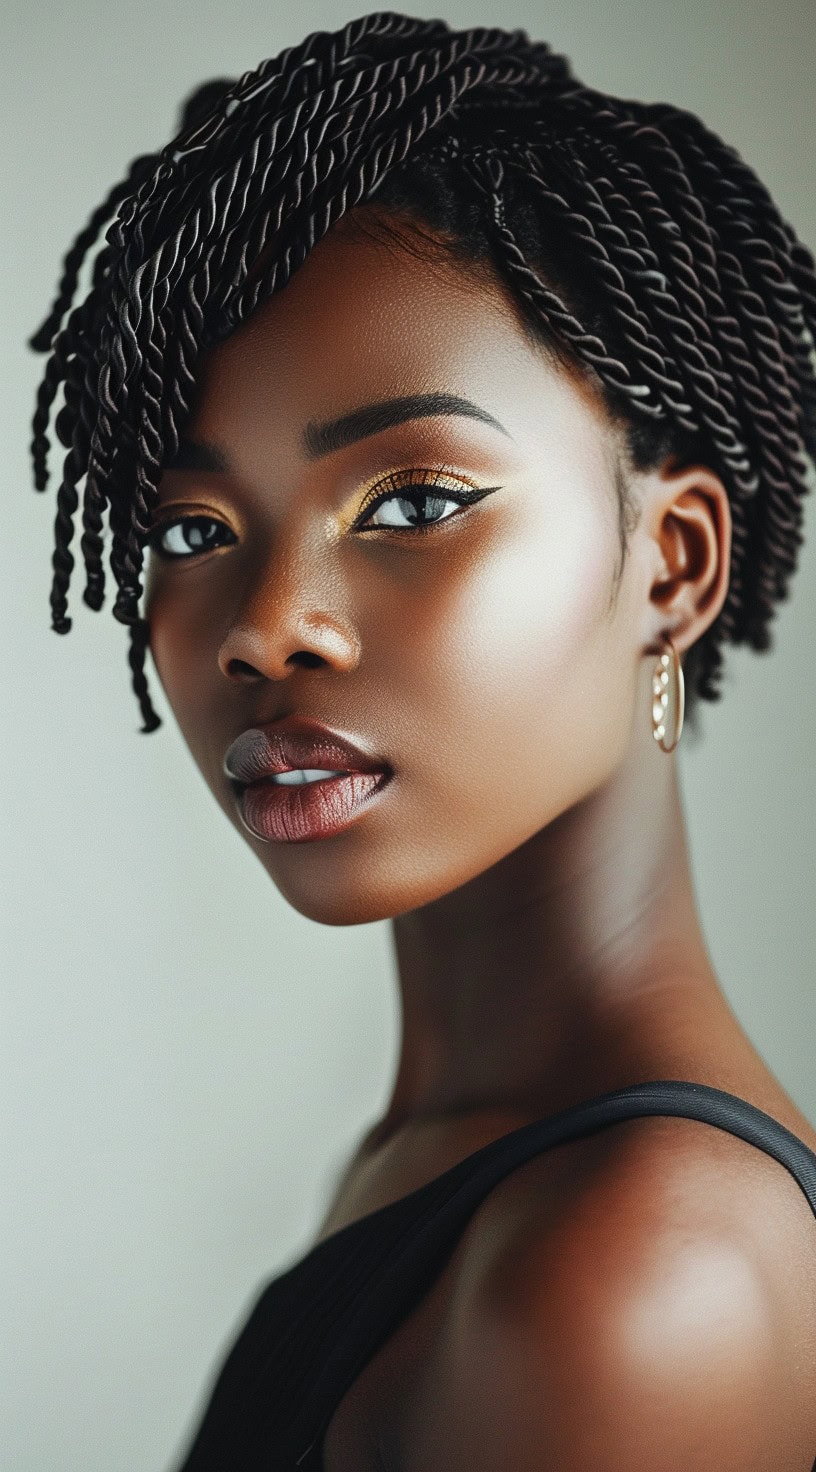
[236,770,392,843]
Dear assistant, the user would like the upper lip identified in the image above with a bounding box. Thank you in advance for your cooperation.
[222,715,392,787]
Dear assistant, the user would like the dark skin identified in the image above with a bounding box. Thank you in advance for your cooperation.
[144,211,816,1468]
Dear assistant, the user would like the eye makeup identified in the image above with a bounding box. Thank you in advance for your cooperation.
[146,464,504,559]
[350,466,503,532]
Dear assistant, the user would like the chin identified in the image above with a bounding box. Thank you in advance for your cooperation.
[244,837,471,929]
[262,867,403,928]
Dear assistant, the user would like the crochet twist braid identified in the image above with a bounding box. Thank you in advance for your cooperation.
[28,11,816,734]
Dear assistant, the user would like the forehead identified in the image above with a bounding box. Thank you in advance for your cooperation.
[188,208,613,460]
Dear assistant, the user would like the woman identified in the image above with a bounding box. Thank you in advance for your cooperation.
[28,13,816,1469]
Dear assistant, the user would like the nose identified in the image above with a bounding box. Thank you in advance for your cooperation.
[216,531,362,685]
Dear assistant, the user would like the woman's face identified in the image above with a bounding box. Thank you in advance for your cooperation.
[144,211,652,926]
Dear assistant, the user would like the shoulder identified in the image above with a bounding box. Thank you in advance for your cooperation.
[406,1115,816,1471]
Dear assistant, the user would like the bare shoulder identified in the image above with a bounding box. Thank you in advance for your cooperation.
[403,1116,816,1471]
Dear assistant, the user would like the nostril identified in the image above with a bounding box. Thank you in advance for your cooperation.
[289,651,326,669]
[226,658,263,679]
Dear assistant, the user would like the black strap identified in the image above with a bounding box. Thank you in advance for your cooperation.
[291,1079,816,1465]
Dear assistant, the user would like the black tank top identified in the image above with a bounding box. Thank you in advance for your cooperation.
[171,1080,816,1471]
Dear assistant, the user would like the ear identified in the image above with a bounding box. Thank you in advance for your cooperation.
[640,459,732,659]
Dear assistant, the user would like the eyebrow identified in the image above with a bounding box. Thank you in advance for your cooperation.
[164,392,511,473]
[165,438,229,473]
[302,392,512,457]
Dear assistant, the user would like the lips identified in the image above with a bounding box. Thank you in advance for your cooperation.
[222,715,391,788]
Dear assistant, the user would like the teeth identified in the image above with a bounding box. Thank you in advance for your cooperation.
[269,769,348,786]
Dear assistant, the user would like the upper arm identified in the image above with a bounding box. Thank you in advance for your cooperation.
[404,1134,814,1471]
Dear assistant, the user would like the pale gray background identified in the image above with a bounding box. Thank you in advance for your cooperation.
[2,1,815,1469]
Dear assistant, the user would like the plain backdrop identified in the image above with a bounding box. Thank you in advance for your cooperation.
[2,2,815,1469]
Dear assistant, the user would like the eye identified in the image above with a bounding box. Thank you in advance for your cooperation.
[145,472,503,559]
[146,514,235,560]
[354,469,502,533]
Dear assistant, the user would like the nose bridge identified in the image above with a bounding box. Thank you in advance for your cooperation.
[217,510,361,679]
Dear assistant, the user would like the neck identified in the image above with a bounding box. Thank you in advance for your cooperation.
[379,736,728,1147]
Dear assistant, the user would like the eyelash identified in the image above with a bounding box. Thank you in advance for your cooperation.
[145,467,502,561]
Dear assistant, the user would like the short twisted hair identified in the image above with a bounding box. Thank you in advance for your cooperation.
[28,12,816,736]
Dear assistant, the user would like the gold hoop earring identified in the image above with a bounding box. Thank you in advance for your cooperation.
[652,636,685,753]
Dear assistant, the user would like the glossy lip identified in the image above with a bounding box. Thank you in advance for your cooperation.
[222,714,393,788]
[236,767,392,843]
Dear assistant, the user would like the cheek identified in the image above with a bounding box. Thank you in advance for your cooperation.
[144,584,181,705]
[143,568,213,758]
[393,491,632,848]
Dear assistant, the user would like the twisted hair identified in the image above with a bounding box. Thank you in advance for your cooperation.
[28,12,816,735]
